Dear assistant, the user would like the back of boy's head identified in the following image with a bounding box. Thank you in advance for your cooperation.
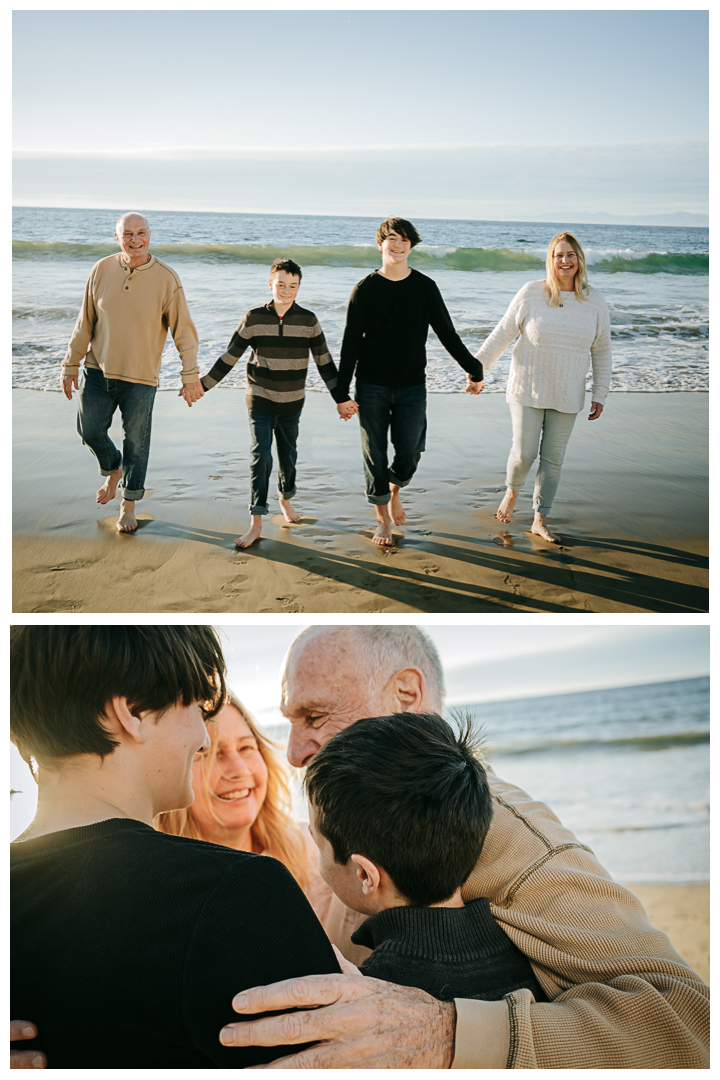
[375,217,422,248]
[304,712,492,906]
[10,626,227,768]
[269,257,302,281]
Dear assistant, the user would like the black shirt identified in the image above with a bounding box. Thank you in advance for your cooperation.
[11,818,340,1067]
[337,269,483,398]
[352,898,547,1002]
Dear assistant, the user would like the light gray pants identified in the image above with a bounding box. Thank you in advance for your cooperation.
[506,404,578,514]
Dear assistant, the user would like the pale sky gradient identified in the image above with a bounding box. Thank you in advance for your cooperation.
[12,9,709,218]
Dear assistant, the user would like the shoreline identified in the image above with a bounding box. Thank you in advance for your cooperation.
[13,389,708,613]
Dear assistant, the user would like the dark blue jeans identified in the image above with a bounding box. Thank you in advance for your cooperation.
[356,380,427,505]
[248,408,300,515]
[76,367,156,501]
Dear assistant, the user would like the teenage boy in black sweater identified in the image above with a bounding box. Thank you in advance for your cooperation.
[10,626,340,1068]
[338,218,485,545]
[304,712,546,1003]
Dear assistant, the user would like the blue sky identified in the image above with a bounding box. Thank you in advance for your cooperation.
[12,9,708,219]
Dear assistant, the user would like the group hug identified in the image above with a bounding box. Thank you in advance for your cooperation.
[10,626,709,1067]
[61,214,612,546]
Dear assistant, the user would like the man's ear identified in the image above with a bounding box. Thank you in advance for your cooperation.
[382,667,425,714]
[108,696,147,745]
[351,854,381,896]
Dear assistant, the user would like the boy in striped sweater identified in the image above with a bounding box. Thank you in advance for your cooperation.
[196,259,358,548]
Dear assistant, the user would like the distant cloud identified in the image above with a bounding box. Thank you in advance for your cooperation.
[13,138,708,220]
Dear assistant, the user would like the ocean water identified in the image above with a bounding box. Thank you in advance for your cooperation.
[264,676,709,884]
[12,207,708,395]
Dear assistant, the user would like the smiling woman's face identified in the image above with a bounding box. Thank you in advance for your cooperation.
[190,704,269,842]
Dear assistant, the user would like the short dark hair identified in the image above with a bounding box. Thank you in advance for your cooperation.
[375,217,422,248]
[269,257,302,281]
[10,626,227,765]
[305,712,492,906]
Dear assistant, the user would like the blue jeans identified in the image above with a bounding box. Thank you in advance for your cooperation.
[76,367,156,501]
[248,408,300,515]
[356,380,427,505]
[507,404,578,514]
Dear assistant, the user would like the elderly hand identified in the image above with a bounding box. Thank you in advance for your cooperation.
[465,377,485,395]
[218,970,456,1069]
[588,401,604,420]
[337,400,359,421]
[179,381,205,407]
[10,1022,45,1069]
[61,373,78,401]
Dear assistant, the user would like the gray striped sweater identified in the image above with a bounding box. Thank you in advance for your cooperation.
[200,301,343,416]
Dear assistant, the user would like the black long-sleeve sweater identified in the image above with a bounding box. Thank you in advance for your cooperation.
[11,818,341,1068]
[352,897,547,1002]
[337,269,483,400]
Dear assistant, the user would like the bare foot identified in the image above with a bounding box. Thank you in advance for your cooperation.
[97,466,122,505]
[496,488,518,524]
[279,497,301,524]
[373,521,394,546]
[235,517,262,549]
[389,484,406,526]
[116,499,137,533]
[530,513,561,543]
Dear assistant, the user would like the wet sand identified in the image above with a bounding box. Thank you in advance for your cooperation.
[623,884,709,986]
[12,389,707,613]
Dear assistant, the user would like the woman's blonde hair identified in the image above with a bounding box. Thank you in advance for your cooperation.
[156,692,309,893]
[545,231,589,307]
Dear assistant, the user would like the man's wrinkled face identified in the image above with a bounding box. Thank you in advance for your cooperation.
[115,215,151,264]
[281,632,384,768]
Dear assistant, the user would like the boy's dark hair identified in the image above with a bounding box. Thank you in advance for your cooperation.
[305,712,492,906]
[375,217,422,248]
[10,626,227,766]
[269,257,302,281]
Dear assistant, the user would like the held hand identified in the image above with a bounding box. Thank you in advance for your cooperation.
[179,381,205,407]
[61,373,78,401]
[588,401,604,421]
[337,400,359,421]
[218,972,456,1069]
[10,1021,46,1069]
[465,378,485,396]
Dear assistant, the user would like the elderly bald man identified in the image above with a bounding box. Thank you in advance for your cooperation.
[61,213,205,532]
[219,625,708,1070]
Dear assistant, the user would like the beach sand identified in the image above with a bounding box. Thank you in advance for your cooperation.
[623,884,709,986]
[13,389,707,613]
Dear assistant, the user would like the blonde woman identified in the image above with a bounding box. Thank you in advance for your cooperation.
[469,231,612,542]
[156,693,332,924]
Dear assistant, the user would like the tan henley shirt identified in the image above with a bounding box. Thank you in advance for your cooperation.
[324,766,709,1069]
[62,253,199,386]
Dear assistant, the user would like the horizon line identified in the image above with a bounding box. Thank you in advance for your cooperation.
[12,135,709,156]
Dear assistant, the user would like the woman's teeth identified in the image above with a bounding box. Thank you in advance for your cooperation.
[217,789,250,801]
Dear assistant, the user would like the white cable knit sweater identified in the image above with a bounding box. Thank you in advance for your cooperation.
[475,280,612,413]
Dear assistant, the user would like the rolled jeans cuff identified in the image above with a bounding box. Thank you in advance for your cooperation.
[120,486,145,502]
[100,461,122,477]
[387,469,411,489]
[249,504,270,516]
[366,491,392,506]
[279,486,297,501]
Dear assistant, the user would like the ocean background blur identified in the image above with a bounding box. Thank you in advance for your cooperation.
[10,673,708,884]
[12,207,708,395]
[263,675,709,885]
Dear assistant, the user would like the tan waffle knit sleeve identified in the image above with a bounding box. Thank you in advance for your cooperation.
[455,770,710,1068]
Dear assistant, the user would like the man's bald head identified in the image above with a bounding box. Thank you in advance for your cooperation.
[281,626,445,768]
[115,212,150,235]
[284,625,444,711]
